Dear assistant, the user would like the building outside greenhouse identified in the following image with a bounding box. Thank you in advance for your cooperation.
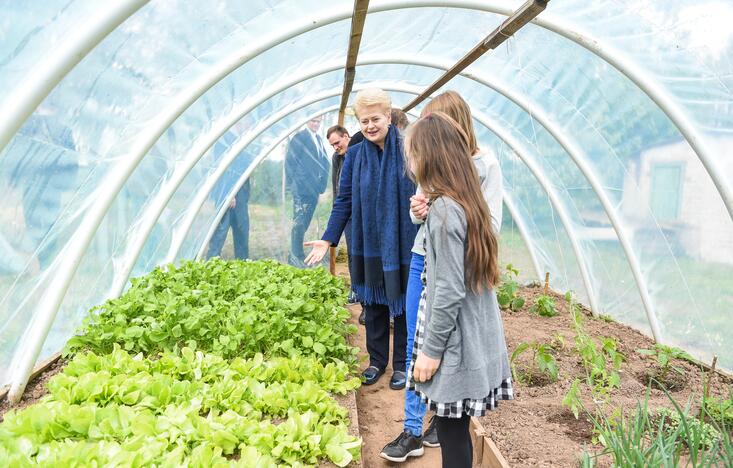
[0,0,731,466]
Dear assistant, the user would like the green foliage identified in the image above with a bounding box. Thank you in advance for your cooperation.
[497,263,525,311]
[563,378,584,420]
[510,341,559,385]
[598,314,615,323]
[530,294,558,317]
[65,259,358,368]
[636,344,693,382]
[583,390,732,467]
[0,347,361,466]
[249,159,283,206]
[656,408,721,451]
[705,394,733,428]
[0,259,364,467]
[550,333,567,351]
[567,292,623,405]
[587,395,682,467]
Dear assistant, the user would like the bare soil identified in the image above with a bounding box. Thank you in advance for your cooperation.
[346,302,444,468]
[4,267,731,467]
[480,285,733,467]
[0,356,65,419]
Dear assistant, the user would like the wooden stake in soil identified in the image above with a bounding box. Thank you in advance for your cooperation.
[329,246,336,275]
[701,355,718,418]
[544,271,550,295]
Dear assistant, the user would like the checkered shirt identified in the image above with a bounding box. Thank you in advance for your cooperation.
[407,248,513,418]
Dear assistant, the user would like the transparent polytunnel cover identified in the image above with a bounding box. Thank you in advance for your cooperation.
[0,0,732,391]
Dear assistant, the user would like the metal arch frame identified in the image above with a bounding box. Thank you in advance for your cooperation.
[193,106,340,261]
[366,54,662,338]
[390,0,733,222]
[501,192,544,282]
[110,55,614,301]
[107,55,644,326]
[107,57,350,297]
[146,53,653,325]
[470,109,601,314]
[0,0,149,155]
[9,0,696,401]
[167,84,597,315]
[163,81,408,264]
[193,107,545,285]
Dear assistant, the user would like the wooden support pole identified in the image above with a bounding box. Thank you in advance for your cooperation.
[702,355,718,416]
[329,246,337,275]
[544,271,550,295]
[338,0,370,125]
[403,0,548,113]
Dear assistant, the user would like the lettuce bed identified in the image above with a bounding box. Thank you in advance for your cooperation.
[0,259,362,467]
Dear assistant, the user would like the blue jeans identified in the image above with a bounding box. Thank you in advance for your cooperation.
[290,191,318,260]
[404,252,427,437]
[207,186,250,259]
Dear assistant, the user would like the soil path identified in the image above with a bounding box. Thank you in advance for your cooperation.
[346,302,443,468]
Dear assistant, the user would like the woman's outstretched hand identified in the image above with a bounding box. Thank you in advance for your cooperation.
[304,240,330,266]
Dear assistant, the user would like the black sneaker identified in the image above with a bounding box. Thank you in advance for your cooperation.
[379,431,424,463]
[422,415,440,447]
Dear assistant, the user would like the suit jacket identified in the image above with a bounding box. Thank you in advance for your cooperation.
[285,128,329,198]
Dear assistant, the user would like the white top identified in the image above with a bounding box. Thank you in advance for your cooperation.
[410,148,503,256]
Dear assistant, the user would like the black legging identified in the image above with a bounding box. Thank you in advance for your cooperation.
[436,413,472,468]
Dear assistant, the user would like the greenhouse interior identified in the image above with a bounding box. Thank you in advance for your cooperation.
[1,0,732,466]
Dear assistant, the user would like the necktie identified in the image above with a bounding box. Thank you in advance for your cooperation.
[315,133,327,158]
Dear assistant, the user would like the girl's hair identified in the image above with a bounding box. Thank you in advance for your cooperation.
[390,108,409,129]
[422,90,478,156]
[407,112,499,290]
[353,88,391,116]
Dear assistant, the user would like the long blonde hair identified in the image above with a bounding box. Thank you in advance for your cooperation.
[407,112,499,290]
[422,90,479,156]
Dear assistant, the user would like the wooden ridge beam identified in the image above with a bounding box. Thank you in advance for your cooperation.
[338,0,370,125]
[403,0,548,112]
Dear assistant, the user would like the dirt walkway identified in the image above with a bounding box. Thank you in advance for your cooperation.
[346,302,443,468]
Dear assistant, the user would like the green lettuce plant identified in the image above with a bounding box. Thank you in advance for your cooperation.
[497,263,525,311]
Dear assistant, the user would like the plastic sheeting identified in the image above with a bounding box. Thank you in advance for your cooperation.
[1,0,732,387]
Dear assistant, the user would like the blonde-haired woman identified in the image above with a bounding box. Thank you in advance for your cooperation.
[381,90,504,463]
[305,88,417,390]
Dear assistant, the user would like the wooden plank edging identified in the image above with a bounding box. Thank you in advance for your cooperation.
[0,352,61,404]
[471,416,509,468]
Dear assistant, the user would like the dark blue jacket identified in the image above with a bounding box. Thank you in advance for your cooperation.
[211,131,252,207]
[285,128,329,198]
[323,142,361,245]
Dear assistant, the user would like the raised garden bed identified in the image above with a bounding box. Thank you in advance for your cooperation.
[0,259,363,467]
[480,282,733,467]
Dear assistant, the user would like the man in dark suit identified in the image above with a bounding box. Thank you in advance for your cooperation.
[206,130,251,260]
[285,117,329,266]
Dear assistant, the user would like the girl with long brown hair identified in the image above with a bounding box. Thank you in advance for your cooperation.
[406,112,512,468]
[381,90,503,464]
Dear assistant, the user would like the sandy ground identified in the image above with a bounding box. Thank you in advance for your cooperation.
[346,302,444,468]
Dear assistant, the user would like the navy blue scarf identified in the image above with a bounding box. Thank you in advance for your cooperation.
[350,126,417,316]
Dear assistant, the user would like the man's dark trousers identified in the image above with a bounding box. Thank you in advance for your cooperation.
[207,185,250,259]
[290,191,319,260]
